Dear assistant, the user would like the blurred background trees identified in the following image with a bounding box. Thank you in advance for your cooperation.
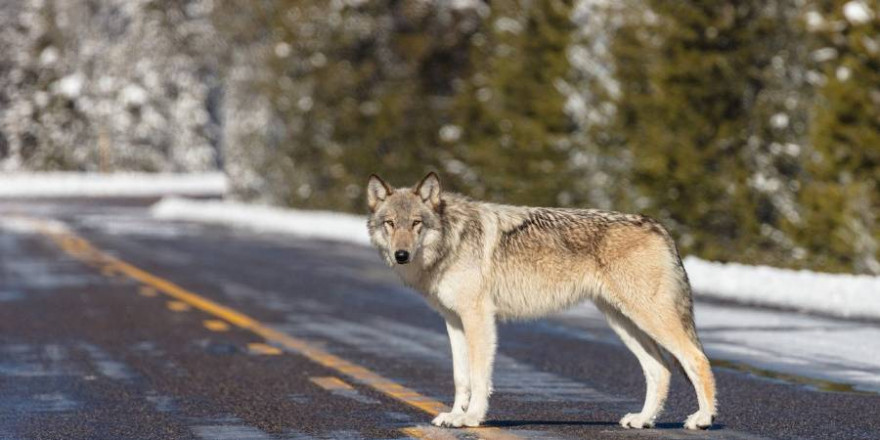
[0,0,221,172]
[796,0,880,274]
[1,0,878,275]
[603,0,813,266]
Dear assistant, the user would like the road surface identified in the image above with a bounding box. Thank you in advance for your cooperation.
[1,198,878,440]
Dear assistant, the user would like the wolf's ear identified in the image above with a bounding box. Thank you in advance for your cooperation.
[367,174,392,211]
[414,172,441,209]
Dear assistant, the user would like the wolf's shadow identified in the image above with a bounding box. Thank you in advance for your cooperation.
[486,420,726,430]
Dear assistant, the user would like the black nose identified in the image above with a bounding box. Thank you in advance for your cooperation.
[394,250,410,264]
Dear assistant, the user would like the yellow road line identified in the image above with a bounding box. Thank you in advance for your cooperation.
[248,342,282,355]
[139,286,158,297]
[310,376,354,391]
[203,319,230,332]
[31,217,521,439]
[400,426,460,440]
[166,301,191,312]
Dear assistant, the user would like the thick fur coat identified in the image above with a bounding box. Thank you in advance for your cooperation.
[366,172,716,430]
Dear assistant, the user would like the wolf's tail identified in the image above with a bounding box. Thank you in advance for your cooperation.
[655,224,703,351]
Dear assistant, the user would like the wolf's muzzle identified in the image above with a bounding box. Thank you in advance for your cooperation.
[394,250,410,264]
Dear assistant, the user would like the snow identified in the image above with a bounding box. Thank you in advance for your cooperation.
[494,17,524,34]
[843,1,874,25]
[836,66,852,82]
[151,197,370,246]
[56,73,85,98]
[150,197,880,320]
[683,257,880,320]
[0,173,228,198]
[0,0,221,173]
[274,42,291,58]
[39,47,59,66]
[805,11,825,31]
[451,0,485,11]
[811,47,838,63]
[439,125,463,143]
[121,84,148,106]
[770,113,789,129]
[0,216,70,235]
[557,301,880,392]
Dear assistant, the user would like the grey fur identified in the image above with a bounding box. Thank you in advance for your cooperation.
[366,173,716,430]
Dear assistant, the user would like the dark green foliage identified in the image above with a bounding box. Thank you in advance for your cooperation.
[216,0,479,211]
[448,0,576,206]
[600,1,864,271]
[215,0,880,274]
[794,0,880,273]
[217,0,576,211]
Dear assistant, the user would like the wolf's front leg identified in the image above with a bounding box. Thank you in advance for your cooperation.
[447,317,472,412]
[432,316,471,427]
[436,306,496,428]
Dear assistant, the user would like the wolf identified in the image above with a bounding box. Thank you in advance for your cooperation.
[366,172,716,430]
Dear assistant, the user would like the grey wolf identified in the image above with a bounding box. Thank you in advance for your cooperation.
[365,172,716,430]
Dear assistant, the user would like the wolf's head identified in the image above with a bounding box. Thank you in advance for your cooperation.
[366,172,443,266]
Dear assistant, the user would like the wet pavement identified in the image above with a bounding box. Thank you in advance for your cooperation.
[0,199,878,440]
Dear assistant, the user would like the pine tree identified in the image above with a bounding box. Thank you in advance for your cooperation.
[796,0,880,273]
[449,0,576,206]
[603,1,811,265]
[218,0,481,210]
[0,0,220,173]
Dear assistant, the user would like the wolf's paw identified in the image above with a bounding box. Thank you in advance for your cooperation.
[431,411,482,428]
[683,411,714,430]
[620,412,655,429]
[431,412,458,427]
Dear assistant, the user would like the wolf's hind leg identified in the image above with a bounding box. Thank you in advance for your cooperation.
[678,348,716,430]
[597,301,670,429]
[619,301,716,430]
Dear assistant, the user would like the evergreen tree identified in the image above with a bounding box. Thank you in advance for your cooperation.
[796,0,880,273]
[211,0,876,274]
[449,0,577,206]
[217,0,481,210]
[604,1,810,266]
[0,0,220,173]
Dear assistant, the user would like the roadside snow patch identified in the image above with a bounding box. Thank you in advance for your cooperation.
[0,173,227,198]
[151,197,880,319]
[684,257,880,320]
[0,217,70,235]
[151,197,369,245]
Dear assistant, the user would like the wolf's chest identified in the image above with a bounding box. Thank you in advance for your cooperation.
[392,263,430,292]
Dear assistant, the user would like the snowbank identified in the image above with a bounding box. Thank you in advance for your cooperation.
[151,197,880,319]
[0,216,70,235]
[0,173,227,198]
[684,257,880,319]
[152,197,370,246]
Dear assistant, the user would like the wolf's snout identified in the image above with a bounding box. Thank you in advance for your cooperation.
[394,250,410,264]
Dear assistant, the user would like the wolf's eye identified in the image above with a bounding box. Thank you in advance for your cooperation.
[384,220,394,228]
[412,220,422,227]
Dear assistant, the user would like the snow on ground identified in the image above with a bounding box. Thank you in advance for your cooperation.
[0,173,227,198]
[152,197,369,246]
[556,301,880,393]
[151,197,880,320]
[684,257,880,320]
[0,216,70,235]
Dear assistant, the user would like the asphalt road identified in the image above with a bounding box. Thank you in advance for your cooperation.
[1,199,879,440]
